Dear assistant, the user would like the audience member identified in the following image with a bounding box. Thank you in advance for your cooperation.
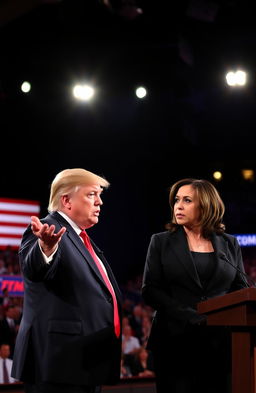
[122,325,141,355]
[0,306,17,357]
[0,343,16,383]
[120,354,132,378]
[140,315,152,347]
[0,288,11,310]
[129,304,144,342]
[0,259,7,275]
[130,347,155,378]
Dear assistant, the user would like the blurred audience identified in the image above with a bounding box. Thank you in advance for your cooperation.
[122,325,141,355]
[0,305,18,357]
[0,259,7,275]
[0,343,16,383]
[2,245,256,384]
[129,304,144,342]
[120,354,132,378]
[130,347,155,378]
[0,288,11,311]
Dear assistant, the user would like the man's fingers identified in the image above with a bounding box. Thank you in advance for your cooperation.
[56,227,66,240]
[31,217,66,243]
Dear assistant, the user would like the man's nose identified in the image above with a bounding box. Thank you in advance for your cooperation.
[96,196,103,205]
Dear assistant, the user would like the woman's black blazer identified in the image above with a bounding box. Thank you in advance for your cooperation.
[142,226,246,340]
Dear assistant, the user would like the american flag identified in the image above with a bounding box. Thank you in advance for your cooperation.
[0,198,40,249]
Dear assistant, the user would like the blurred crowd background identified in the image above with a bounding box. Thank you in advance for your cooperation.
[1,243,256,384]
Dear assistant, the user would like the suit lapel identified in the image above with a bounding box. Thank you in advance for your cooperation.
[51,212,109,288]
[170,227,203,288]
[51,212,122,301]
[167,227,229,291]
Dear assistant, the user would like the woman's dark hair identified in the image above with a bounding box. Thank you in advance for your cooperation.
[166,178,225,238]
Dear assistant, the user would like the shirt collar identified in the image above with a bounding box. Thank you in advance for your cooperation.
[57,211,81,236]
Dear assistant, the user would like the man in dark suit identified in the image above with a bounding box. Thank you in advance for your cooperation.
[11,168,122,393]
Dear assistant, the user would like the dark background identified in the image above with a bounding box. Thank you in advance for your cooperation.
[1,0,256,283]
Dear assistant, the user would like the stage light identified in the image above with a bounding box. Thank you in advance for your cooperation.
[213,171,222,181]
[241,169,254,181]
[135,86,147,99]
[226,70,247,87]
[73,84,95,101]
[21,81,31,93]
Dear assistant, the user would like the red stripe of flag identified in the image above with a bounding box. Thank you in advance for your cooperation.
[0,198,40,205]
[0,210,39,216]
[0,234,23,239]
[0,222,28,227]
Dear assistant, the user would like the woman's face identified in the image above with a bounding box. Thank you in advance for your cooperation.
[174,184,201,229]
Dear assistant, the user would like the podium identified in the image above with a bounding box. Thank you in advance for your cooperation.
[197,287,256,393]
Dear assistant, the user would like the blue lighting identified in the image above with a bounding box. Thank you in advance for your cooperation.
[233,234,256,247]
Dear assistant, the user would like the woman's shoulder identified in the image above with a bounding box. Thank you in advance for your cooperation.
[217,231,237,241]
[215,231,240,247]
[151,230,171,239]
[151,229,181,243]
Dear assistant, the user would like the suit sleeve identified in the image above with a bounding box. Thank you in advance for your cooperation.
[141,234,205,324]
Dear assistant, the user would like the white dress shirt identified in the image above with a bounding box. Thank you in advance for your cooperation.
[0,357,16,383]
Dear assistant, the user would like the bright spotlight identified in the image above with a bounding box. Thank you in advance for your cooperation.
[213,171,222,181]
[135,86,147,99]
[236,70,246,85]
[226,70,247,87]
[73,84,95,101]
[21,81,31,93]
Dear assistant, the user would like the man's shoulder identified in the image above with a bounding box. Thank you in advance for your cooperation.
[41,212,67,228]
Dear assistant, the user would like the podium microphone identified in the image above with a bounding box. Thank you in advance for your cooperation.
[219,252,256,288]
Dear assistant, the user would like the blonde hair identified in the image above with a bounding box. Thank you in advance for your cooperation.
[166,178,225,237]
[48,168,110,212]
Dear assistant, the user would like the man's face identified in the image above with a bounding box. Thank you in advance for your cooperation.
[64,184,103,229]
[0,345,10,359]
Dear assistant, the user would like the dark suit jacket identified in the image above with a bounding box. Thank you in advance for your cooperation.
[11,212,122,386]
[142,226,246,344]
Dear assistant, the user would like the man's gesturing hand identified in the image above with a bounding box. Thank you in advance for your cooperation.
[31,215,66,257]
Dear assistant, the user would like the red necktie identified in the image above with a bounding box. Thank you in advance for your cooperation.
[79,230,120,338]
[3,359,9,383]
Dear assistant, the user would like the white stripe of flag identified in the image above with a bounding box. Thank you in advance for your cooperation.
[0,198,40,249]
[0,238,22,246]
[0,214,33,224]
[0,226,27,235]
[0,202,40,213]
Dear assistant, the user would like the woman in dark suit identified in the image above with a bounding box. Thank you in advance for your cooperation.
[142,178,247,393]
